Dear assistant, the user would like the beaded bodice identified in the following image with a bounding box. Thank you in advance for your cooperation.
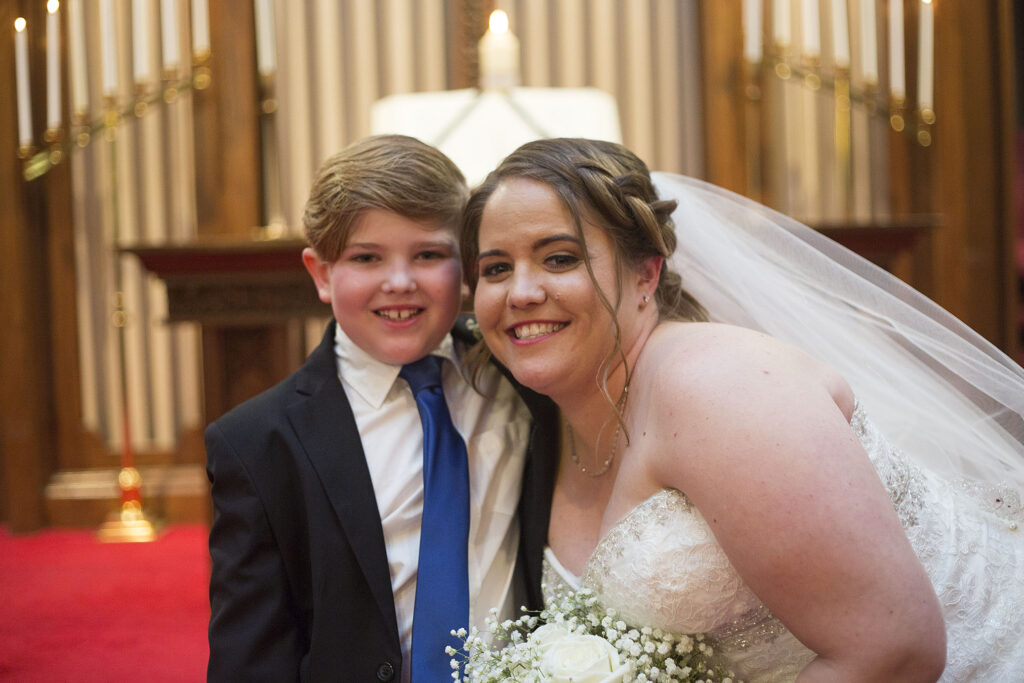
[543,403,1024,682]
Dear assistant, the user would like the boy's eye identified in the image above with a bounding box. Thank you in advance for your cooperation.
[348,253,378,264]
[416,249,447,261]
[479,261,511,279]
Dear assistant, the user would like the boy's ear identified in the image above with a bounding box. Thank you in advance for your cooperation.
[302,247,332,303]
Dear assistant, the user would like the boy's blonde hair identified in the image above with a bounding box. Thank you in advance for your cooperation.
[303,134,468,262]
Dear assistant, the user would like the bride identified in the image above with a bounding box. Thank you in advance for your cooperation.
[461,137,1024,681]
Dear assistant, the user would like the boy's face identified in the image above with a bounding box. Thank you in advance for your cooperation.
[303,210,463,366]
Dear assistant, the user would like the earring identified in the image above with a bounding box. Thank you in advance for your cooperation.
[641,295,650,307]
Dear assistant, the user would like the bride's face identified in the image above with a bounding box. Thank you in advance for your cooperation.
[474,178,635,397]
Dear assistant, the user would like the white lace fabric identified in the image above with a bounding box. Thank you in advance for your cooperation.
[544,404,1024,682]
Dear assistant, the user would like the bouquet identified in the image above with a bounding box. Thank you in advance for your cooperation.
[448,583,738,682]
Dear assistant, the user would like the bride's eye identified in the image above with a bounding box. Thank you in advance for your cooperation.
[545,253,580,271]
[479,261,511,279]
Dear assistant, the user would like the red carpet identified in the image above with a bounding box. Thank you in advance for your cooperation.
[0,524,210,682]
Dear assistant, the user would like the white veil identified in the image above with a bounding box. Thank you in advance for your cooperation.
[652,172,1024,492]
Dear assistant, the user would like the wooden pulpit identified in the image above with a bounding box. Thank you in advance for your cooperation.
[126,238,329,427]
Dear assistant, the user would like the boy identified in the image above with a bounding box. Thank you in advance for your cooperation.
[205,135,558,682]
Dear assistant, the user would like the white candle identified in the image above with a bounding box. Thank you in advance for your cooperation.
[133,0,152,83]
[478,10,519,90]
[68,0,88,115]
[14,17,33,149]
[917,0,933,112]
[161,0,180,71]
[800,0,820,58]
[773,0,792,49]
[191,0,209,57]
[888,0,905,99]
[100,0,118,96]
[46,1,62,131]
[859,0,878,84]
[831,0,850,68]
[254,0,276,76]
[743,0,763,63]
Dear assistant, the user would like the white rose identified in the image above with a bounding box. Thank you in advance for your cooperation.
[529,623,571,655]
[540,633,629,683]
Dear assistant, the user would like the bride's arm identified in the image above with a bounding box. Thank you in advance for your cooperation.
[643,328,946,682]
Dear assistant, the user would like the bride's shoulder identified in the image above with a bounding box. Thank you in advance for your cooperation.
[646,321,810,373]
[641,321,853,416]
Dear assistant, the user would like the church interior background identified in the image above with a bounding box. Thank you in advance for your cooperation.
[1,1,1021,676]
[2,0,1022,545]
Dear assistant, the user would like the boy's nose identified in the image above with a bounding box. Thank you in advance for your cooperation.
[381,263,417,293]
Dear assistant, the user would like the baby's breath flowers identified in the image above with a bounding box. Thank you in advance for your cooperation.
[448,584,738,682]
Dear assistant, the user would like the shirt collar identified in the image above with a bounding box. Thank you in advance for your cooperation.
[333,323,461,409]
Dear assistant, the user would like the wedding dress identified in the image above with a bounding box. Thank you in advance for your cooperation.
[542,174,1024,681]
[544,400,1024,681]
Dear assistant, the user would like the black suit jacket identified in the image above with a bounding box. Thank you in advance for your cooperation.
[206,320,558,682]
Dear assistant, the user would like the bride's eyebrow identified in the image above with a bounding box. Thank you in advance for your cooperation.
[533,234,579,250]
[477,248,508,260]
[477,234,580,261]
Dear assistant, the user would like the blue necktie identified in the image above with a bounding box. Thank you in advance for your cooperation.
[401,355,470,681]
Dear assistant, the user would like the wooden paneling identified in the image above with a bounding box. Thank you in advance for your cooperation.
[193,0,261,238]
[931,1,1012,343]
[0,0,56,530]
[699,0,747,195]
[998,0,1020,361]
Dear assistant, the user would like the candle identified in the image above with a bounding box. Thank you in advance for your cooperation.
[773,0,792,49]
[743,0,763,63]
[888,0,905,100]
[917,0,933,112]
[254,0,276,76]
[100,0,118,96]
[859,0,878,84]
[191,0,209,57]
[478,10,519,90]
[68,0,88,115]
[161,0,180,71]
[14,17,33,149]
[831,0,850,68]
[133,0,152,83]
[46,1,62,132]
[800,0,820,58]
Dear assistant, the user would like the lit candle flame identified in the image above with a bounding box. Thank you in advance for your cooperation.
[489,10,509,35]
[48,0,59,14]
[15,17,26,32]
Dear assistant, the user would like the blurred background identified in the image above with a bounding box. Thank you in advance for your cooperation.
[1,0,1021,537]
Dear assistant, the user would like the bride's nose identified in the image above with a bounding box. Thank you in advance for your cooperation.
[507,269,546,308]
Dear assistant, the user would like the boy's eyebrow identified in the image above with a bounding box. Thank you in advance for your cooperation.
[477,233,579,261]
[345,238,456,250]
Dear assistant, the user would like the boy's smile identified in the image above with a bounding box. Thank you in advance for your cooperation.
[303,209,462,366]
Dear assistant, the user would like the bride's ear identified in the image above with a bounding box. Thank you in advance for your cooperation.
[636,255,663,298]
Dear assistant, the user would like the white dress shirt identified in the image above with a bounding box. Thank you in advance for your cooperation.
[333,324,531,683]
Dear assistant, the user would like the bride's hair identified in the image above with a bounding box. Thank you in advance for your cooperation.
[462,137,707,325]
[461,138,708,422]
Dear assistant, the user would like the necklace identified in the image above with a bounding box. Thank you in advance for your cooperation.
[567,382,630,478]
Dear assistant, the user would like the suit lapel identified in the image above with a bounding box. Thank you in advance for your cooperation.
[513,383,559,610]
[285,322,399,642]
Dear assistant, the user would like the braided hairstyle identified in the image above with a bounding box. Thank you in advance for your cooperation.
[461,138,707,411]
